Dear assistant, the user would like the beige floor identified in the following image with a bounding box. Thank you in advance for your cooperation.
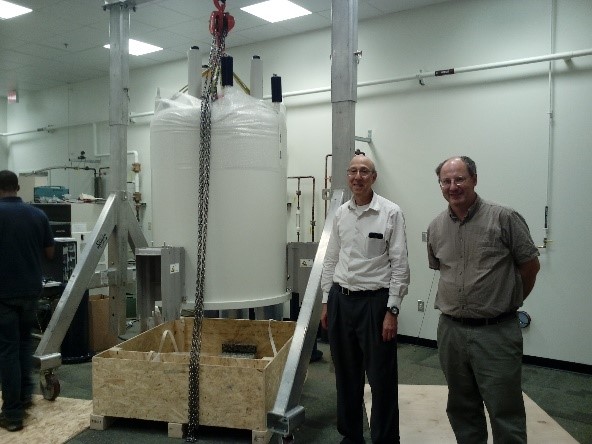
[364,384,579,444]
[0,394,92,444]
[0,385,579,443]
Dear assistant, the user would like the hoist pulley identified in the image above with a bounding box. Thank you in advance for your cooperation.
[210,0,235,39]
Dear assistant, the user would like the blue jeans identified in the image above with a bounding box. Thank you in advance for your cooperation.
[0,297,38,421]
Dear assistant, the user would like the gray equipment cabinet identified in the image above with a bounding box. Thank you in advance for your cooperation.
[135,246,184,332]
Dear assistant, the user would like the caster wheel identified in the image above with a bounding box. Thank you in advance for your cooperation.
[40,372,61,401]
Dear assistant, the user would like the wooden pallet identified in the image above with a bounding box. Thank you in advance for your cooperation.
[90,413,273,442]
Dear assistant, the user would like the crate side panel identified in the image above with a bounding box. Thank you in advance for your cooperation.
[93,355,189,423]
[199,364,266,430]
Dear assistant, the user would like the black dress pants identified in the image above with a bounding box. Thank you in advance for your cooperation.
[327,285,399,444]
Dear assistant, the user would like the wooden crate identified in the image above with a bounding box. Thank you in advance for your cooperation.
[92,317,295,437]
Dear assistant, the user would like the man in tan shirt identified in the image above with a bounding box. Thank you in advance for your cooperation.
[427,156,540,444]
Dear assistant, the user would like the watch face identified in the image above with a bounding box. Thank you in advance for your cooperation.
[517,310,531,328]
[389,306,399,315]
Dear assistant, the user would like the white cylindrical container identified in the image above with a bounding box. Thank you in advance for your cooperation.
[150,87,289,310]
[250,55,263,99]
[187,46,202,98]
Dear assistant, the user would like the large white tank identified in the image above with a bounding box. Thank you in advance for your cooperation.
[150,87,289,310]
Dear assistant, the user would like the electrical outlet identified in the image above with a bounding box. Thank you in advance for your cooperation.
[417,300,425,312]
[421,232,427,242]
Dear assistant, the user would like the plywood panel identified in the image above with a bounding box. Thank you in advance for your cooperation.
[0,394,91,444]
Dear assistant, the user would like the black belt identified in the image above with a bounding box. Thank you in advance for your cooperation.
[333,283,387,296]
[443,311,517,327]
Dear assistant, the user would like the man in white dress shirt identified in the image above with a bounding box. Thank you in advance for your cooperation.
[321,154,410,444]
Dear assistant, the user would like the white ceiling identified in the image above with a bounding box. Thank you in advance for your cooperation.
[0,0,453,97]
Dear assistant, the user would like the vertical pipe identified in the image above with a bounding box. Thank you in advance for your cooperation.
[331,0,358,195]
[311,177,315,242]
[296,178,301,242]
[250,55,263,99]
[187,46,202,98]
[324,153,332,218]
[544,0,556,247]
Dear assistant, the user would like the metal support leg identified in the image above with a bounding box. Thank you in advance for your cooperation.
[267,189,344,435]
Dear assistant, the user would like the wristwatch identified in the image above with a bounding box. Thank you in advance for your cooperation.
[388,306,399,316]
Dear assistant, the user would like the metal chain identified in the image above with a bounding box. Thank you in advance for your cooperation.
[186,28,227,442]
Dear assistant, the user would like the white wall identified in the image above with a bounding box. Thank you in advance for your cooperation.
[0,97,7,166]
[2,0,591,365]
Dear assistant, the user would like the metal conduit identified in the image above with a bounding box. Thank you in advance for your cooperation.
[3,48,590,138]
[263,48,592,99]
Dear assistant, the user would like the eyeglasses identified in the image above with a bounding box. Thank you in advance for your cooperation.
[347,168,374,178]
[439,176,468,188]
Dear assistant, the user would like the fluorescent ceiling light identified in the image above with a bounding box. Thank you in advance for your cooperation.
[241,0,311,23]
[103,39,162,56]
[0,0,32,19]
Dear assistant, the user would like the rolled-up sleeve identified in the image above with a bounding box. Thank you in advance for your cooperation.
[387,209,410,309]
[321,210,341,303]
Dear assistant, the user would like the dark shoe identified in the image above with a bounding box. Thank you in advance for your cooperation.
[0,413,23,432]
[22,399,33,409]
[340,438,365,444]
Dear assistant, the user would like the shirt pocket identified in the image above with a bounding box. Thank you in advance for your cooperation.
[365,230,388,258]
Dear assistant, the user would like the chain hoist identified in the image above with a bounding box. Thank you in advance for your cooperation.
[186,1,234,441]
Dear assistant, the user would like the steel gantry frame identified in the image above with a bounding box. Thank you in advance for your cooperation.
[33,1,149,398]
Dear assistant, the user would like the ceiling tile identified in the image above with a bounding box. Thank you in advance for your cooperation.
[10,43,69,61]
[43,26,107,53]
[132,3,196,28]
[0,0,455,95]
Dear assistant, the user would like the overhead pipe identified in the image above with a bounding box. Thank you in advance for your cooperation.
[261,48,592,100]
[2,48,592,140]
[27,165,97,176]
[1,47,583,138]
[24,165,99,198]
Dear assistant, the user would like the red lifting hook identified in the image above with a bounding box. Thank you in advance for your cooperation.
[210,0,235,38]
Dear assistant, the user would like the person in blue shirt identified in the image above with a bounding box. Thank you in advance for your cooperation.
[0,170,55,432]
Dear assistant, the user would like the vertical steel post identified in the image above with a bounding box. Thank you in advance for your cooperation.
[331,0,358,196]
[268,2,359,436]
[107,2,131,334]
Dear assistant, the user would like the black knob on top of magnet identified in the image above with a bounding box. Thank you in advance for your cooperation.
[221,55,233,87]
[271,74,282,103]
